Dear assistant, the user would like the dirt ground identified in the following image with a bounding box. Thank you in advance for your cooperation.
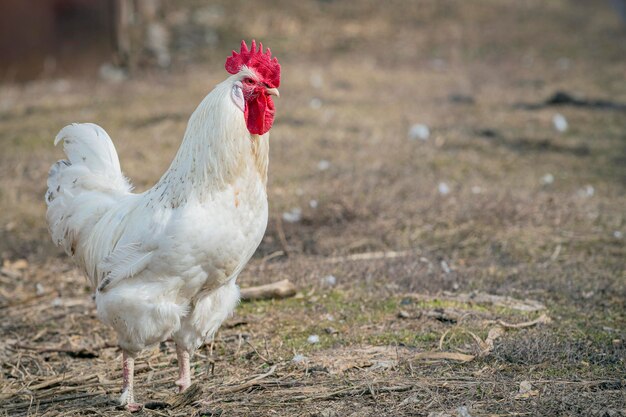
[1,1,625,416]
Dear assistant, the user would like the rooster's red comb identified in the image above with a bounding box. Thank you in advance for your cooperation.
[225,40,280,88]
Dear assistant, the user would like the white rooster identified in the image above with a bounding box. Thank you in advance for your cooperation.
[45,40,280,411]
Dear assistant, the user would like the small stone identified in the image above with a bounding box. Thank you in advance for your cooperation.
[317,160,330,171]
[35,283,45,296]
[292,354,307,363]
[309,199,318,209]
[457,406,473,417]
[324,327,338,335]
[282,208,302,223]
[440,260,451,274]
[612,339,622,347]
[577,185,594,198]
[471,186,482,194]
[307,334,320,344]
[541,173,554,185]
[612,231,623,239]
[322,275,337,286]
[438,182,450,195]
[553,113,568,132]
[519,380,533,394]
[397,310,410,319]
[310,98,322,109]
[408,124,430,141]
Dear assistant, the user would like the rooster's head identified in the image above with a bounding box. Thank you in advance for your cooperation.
[226,40,281,135]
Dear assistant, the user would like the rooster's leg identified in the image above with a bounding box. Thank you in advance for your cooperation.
[175,345,191,392]
[119,351,142,412]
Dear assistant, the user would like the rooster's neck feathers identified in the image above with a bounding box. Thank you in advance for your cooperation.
[150,77,268,207]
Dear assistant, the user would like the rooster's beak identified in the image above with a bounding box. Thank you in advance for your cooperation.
[265,87,280,97]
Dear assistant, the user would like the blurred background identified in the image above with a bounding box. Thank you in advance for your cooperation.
[1,0,624,82]
[0,1,625,415]
[0,0,624,262]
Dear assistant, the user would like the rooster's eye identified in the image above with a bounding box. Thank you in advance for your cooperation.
[243,78,255,85]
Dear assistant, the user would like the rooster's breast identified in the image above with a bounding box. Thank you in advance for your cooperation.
[158,178,268,299]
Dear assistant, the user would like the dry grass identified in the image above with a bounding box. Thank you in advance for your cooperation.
[1,0,625,416]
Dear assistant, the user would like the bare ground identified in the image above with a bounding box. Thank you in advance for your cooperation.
[1,1,625,416]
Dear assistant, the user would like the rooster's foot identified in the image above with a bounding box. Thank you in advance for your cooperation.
[175,377,191,392]
[125,403,143,413]
[119,385,141,412]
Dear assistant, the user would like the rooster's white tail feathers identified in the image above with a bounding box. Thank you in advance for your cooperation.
[46,123,132,256]
[54,123,127,183]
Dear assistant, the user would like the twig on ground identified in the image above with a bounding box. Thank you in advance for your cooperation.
[325,250,417,264]
[240,279,296,301]
[260,250,285,265]
[436,314,552,358]
[407,292,546,312]
[414,351,475,362]
[218,364,277,394]
[244,340,272,364]
[491,313,552,329]
[275,216,291,256]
